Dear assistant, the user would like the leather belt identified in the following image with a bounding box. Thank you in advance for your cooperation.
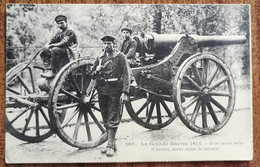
[103,78,118,82]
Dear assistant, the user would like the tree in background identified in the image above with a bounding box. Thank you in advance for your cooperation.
[6,4,250,78]
[6,4,36,69]
[6,4,36,48]
[239,5,250,75]
[6,35,19,71]
[152,5,162,34]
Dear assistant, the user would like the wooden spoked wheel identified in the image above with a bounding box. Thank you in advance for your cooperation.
[125,90,178,130]
[48,58,107,149]
[174,53,235,134]
[6,62,56,142]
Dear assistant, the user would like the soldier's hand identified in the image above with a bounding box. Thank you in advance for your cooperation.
[120,92,128,103]
[96,65,103,72]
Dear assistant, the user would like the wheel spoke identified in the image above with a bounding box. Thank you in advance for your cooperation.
[22,108,34,134]
[35,109,40,137]
[206,102,220,125]
[90,105,100,112]
[81,65,87,95]
[183,96,200,111]
[210,76,229,90]
[184,74,201,90]
[6,87,21,95]
[39,107,51,126]
[145,102,155,124]
[89,89,97,103]
[86,79,96,97]
[69,74,81,96]
[202,59,209,85]
[60,88,81,101]
[28,67,36,93]
[207,65,219,85]
[84,111,93,141]
[156,102,162,124]
[61,107,79,128]
[88,109,106,133]
[9,107,31,124]
[17,75,32,94]
[209,91,231,97]
[191,64,203,86]
[73,110,84,139]
[181,89,201,96]
[57,103,78,110]
[201,102,208,128]
[190,99,201,124]
[93,91,98,97]
[136,99,150,116]
[160,100,173,117]
[209,97,227,114]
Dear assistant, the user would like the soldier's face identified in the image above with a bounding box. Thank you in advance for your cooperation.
[122,30,131,39]
[57,20,67,30]
[103,41,114,53]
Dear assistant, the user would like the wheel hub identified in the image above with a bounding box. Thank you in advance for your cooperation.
[200,86,211,99]
[80,95,92,108]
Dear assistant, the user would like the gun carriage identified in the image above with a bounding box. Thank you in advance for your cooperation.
[5,33,247,148]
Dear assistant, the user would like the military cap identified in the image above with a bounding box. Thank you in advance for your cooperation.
[121,27,133,34]
[101,36,116,43]
[55,15,67,23]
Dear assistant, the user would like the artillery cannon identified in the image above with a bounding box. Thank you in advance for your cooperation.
[127,33,246,133]
[134,33,246,60]
[5,33,247,148]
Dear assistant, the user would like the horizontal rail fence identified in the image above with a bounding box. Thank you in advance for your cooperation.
[6,46,102,66]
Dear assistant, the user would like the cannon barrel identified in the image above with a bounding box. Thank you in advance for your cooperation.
[190,35,247,47]
[136,33,247,55]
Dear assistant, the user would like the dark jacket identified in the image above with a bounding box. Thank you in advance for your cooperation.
[119,37,137,60]
[49,27,77,47]
[92,50,130,95]
[49,27,79,59]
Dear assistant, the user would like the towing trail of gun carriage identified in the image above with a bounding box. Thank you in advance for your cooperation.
[5,33,247,149]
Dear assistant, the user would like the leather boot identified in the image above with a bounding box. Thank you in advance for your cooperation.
[106,128,117,157]
[100,128,108,154]
[101,141,117,154]
[100,125,108,154]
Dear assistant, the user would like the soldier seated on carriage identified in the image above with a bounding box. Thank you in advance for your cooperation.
[119,27,140,68]
[120,29,160,68]
[40,15,79,79]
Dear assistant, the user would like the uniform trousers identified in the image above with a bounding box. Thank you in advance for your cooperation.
[98,93,121,129]
[40,47,69,74]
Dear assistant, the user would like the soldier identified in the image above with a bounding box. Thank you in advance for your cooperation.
[92,35,130,157]
[119,27,138,67]
[40,15,79,79]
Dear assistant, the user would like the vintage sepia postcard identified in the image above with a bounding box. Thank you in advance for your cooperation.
[5,4,252,163]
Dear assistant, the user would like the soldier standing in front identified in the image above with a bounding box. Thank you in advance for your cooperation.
[92,36,130,157]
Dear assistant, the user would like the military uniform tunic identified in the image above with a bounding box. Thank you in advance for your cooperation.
[92,50,130,129]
